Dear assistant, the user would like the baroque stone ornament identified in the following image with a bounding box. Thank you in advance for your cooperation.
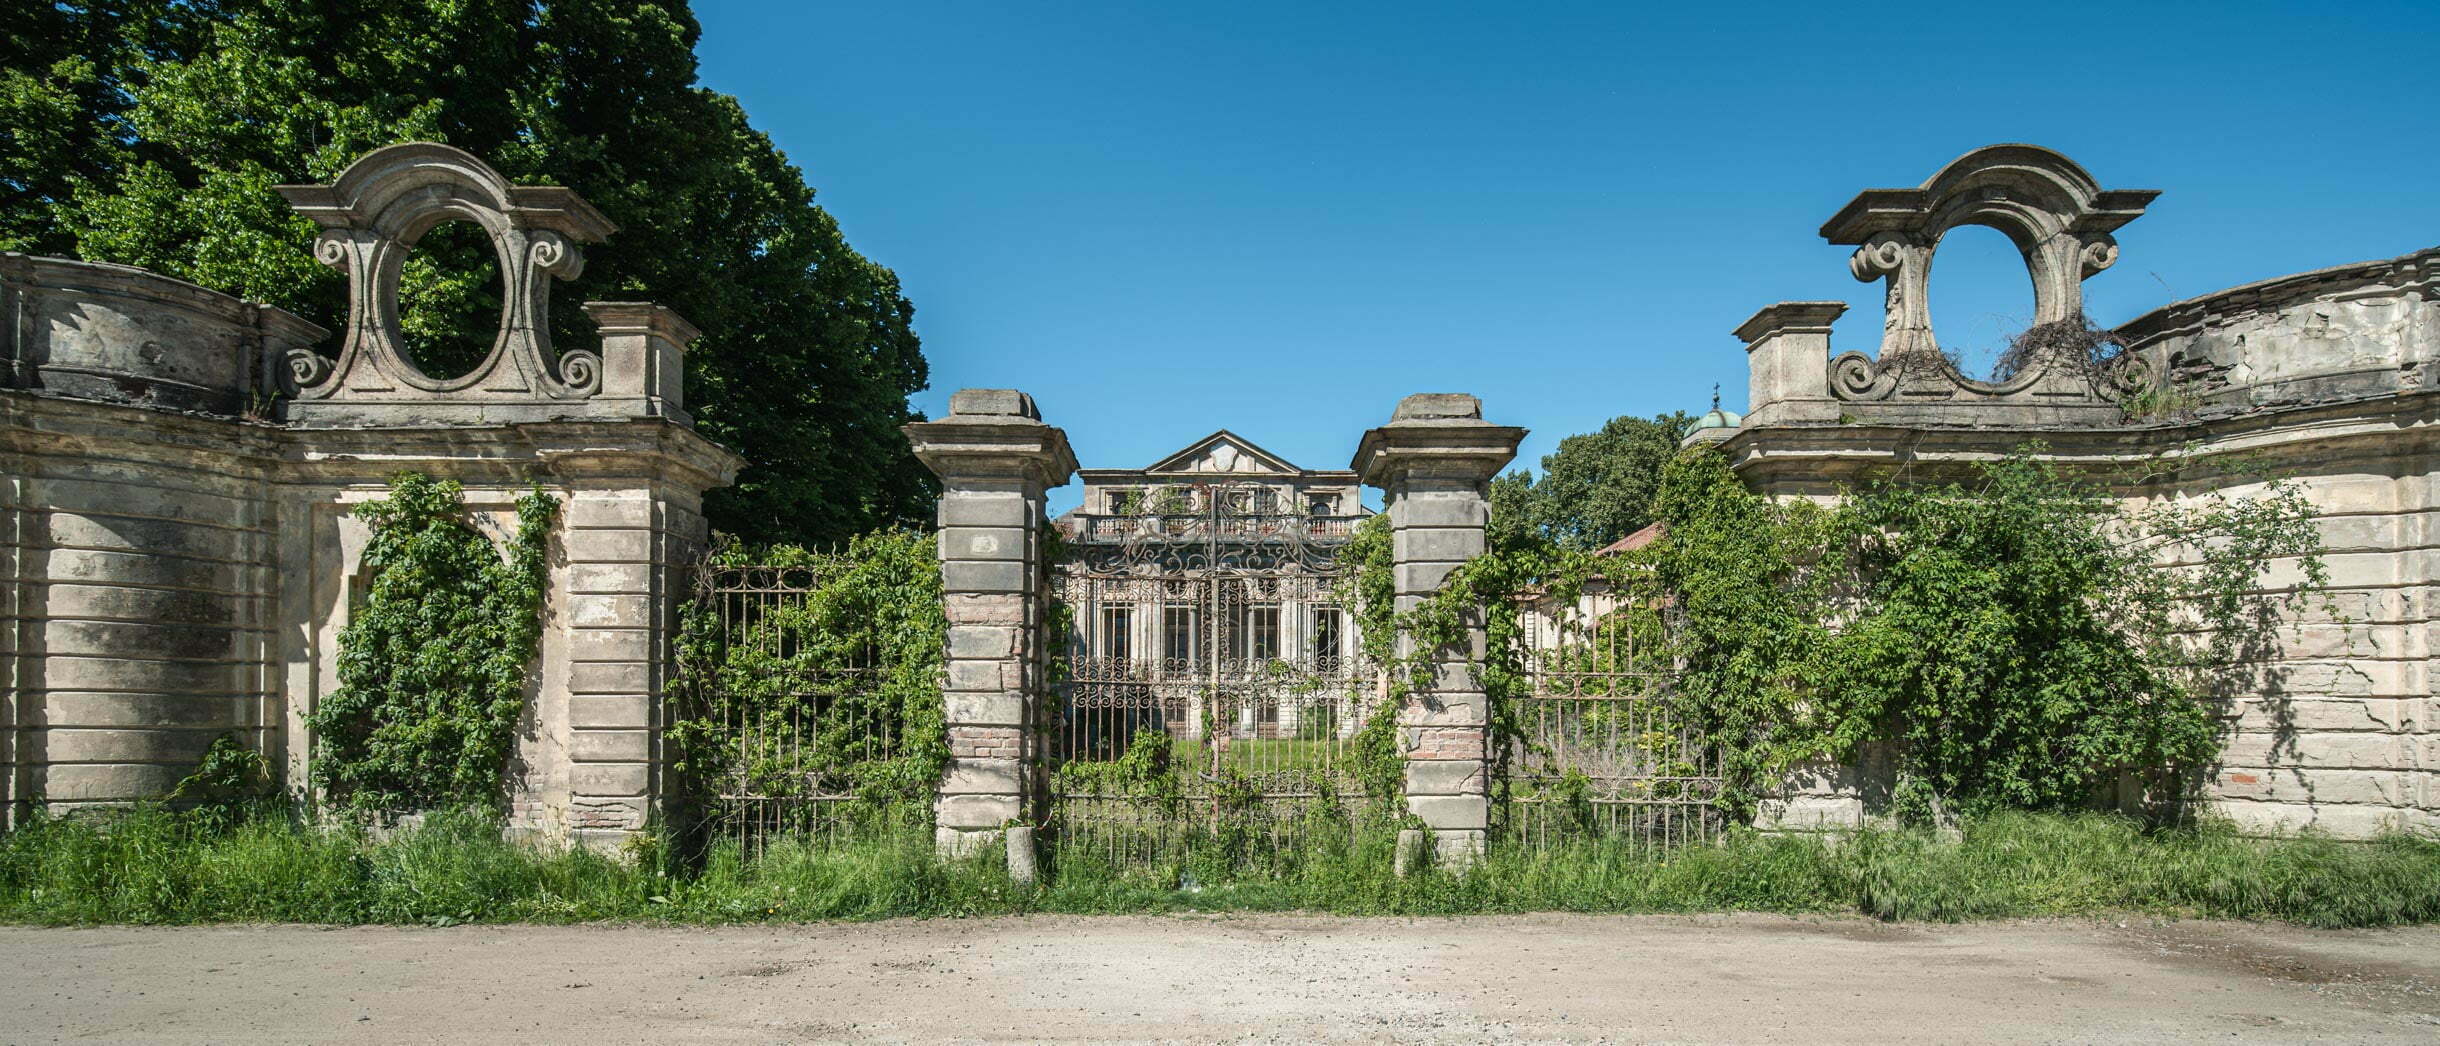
[1819,145,2158,403]
[275,143,617,407]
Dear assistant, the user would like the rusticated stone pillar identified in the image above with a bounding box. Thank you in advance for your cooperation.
[1351,393,1523,867]
[904,389,1076,857]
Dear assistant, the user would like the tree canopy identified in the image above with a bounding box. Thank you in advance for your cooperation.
[1490,411,1694,552]
[1,0,934,545]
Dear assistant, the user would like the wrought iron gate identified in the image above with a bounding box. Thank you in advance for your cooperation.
[1051,482,1376,861]
[672,552,923,854]
[1500,587,1724,851]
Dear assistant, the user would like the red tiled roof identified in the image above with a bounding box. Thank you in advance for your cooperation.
[1596,521,1665,556]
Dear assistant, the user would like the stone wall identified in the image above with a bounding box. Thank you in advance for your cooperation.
[1,144,739,844]
[1722,145,2435,837]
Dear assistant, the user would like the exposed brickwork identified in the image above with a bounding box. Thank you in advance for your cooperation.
[950,726,1024,760]
[1352,394,1523,867]
[904,391,1077,856]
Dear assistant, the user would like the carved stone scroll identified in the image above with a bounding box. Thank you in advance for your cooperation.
[274,143,617,414]
[1817,145,2159,405]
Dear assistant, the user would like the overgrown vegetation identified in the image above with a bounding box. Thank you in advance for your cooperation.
[3,807,2433,928]
[1988,312,2128,381]
[1354,444,2328,827]
[306,473,557,815]
[1490,411,1695,553]
[1663,448,2324,822]
[1,0,936,545]
[665,533,949,838]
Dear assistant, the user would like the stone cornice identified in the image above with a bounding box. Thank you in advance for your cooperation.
[1734,301,1848,346]
[1720,388,2437,490]
[1350,394,1526,487]
[2,389,742,492]
[904,392,1078,490]
[277,418,743,490]
[2114,245,2440,351]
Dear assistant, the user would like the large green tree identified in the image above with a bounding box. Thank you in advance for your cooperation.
[1494,411,1694,552]
[1,0,934,545]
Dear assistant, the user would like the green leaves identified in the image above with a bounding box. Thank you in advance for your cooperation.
[307,473,558,814]
[1646,447,2326,823]
[666,532,949,815]
[1498,411,1696,553]
[7,0,935,546]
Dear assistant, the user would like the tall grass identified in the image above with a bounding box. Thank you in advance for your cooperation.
[1,807,2433,928]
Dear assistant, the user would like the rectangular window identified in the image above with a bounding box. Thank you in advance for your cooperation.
[1311,607,1343,665]
[1099,606,1131,661]
[1162,606,1196,663]
[1247,606,1280,661]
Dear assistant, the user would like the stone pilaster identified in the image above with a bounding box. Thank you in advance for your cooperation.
[1735,301,1846,428]
[904,389,1077,857]
[557,486,684,849]
[1351,393,1523,867]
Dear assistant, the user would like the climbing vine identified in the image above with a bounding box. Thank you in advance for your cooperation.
[1348,445,2330,826]
[308,473,557,814]
[666,531,949,819]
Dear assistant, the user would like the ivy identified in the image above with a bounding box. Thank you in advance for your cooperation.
[1345,445,2329,828]
[666,532,949,819]
[1646,447,2329,823]
[307,474,557,814]
[1338,511,1606,816]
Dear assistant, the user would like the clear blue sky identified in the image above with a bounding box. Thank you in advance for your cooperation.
[691,0,2440,513]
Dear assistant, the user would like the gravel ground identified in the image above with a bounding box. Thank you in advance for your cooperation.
[3,914,2436,1044]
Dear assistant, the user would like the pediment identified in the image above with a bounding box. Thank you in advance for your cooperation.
[1144,430,1298,475]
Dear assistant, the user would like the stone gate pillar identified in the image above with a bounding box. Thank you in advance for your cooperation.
[1352,393,1523,867]
[904,389,1076,857]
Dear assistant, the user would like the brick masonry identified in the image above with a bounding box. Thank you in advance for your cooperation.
[1352,393,1523,866]
[905,390,1078,857]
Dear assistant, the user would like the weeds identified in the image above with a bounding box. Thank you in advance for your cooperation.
[1,808,2432,928]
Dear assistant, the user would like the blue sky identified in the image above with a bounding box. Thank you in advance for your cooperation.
[692,1,2440,512]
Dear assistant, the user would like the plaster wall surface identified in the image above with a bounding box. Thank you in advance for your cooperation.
[0,144,738,843]
[1727,150,2437,836]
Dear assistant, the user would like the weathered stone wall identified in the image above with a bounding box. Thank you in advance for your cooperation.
[905,389,1076,858]
[1,144,739,844]
[1352,393,1524,867]
[2,256,298,816]
[1723,145,2436,837]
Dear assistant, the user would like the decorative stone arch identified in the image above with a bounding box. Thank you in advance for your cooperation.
[1820,145,2157,402]
[275,142,616,402]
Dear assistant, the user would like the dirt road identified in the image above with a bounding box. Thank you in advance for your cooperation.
[3,914,2436,1043]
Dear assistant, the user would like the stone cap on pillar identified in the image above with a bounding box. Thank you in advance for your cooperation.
[1734,301,1848,349]
[904,387,1079,486]
[580,301,696,425]
[1350,393,1526,488]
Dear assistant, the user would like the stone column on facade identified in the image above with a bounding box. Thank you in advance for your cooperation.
[1351,393,1523,867]
[904,389,1077,858]
[1735,301,1847,428]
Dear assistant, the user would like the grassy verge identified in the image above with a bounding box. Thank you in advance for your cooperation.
[0,807,2433,928]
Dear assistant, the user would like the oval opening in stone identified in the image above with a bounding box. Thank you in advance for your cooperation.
[1926,223,2034,381]
[396,218,504,380]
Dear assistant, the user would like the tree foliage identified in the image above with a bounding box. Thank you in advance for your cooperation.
[1,0,933,545]
[307,473,557,813]
[1496,412,1695,553]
